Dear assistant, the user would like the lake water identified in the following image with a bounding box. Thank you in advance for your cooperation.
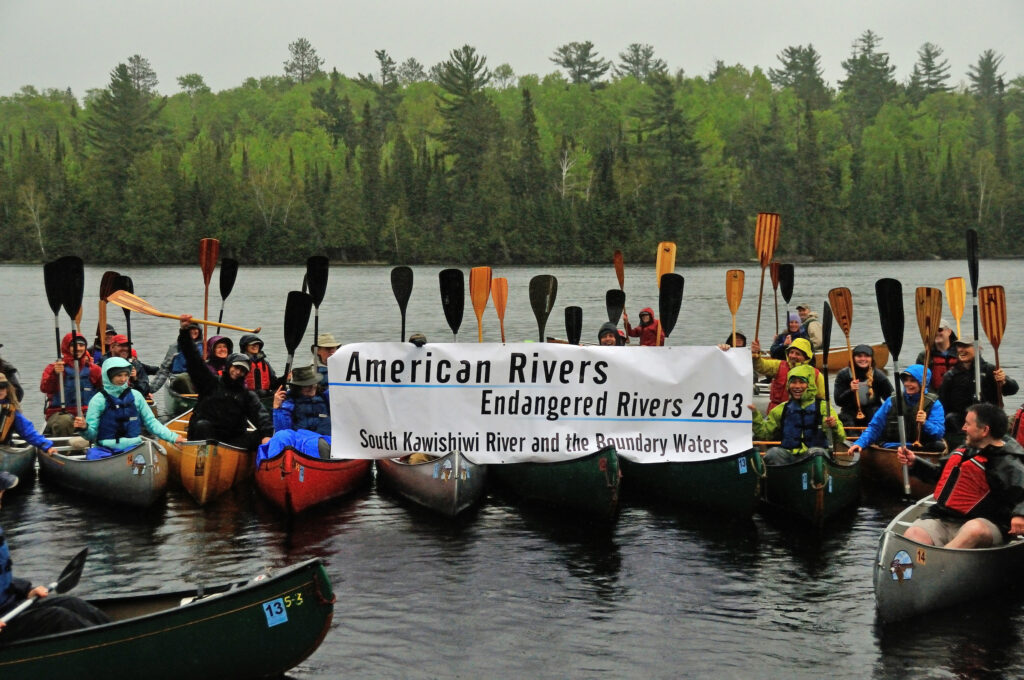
[2,260,1024,678]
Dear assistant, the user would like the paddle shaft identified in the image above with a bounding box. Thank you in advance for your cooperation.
[968,229,982,403]
[754,266,766,343]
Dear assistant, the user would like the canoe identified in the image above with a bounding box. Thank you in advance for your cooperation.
[376,451,488,517]
[873,497,1024,622]
[760,447,861,527]
[163,384,196,421]
[35,439,168,508]
[0,558,334,679]
[857,443,946,499]
[620,449,765,517]
[164,410,254,506]
[255,447,371,514]
[0,442,36,484]
[490,446,620,518]
[813,342,888,372]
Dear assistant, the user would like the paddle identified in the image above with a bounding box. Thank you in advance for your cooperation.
[967,229,982,403]
[753,212,781,343]
[113,274,134,350]
[390,266,413,341]
[979,285,1007,408]
[945,276,966,339]
[655,242,676,289]
[283,291,314,383]
[98,271,119,355]
[613,250,624,291]
[726,270,744,349]
[216,257,239,333]
[305,256,329,347]
[779,263,795,323]
[821,300,835,454]
[914,287,943,444]
[107,291,261,334]
[828,287,862,420]
[528,275,558,343]
[565,306,583,345]
[198,238,219,357]
[438,269,465,342]
[59,256,85,416]
[43,259,68,407]
[469,266,492,343]
[606,289,625,325]
[658,273,684,345]
[0,548,88,626]
[875,278,911,495]
[770,262,781,336]
[492,277,509,343]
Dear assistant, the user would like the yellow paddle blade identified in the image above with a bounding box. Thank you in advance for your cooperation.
[827,287,854,337]
[725,270,744,315]
[754,212,781,268]
[945,276,966,338]
[655,242,676,288]
[979,285,1006,351]
[469,266,492,343]
[914,287,944,350]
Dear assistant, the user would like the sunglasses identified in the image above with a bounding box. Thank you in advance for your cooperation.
[0,382,8,389]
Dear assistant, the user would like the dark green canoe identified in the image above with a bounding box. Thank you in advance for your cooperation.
[0,558,334,680]
[761,449,861,527]
[620,449,765,517]
[490,446,620,518]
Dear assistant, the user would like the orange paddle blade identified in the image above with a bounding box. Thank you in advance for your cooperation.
[945,276,966,338]
[469,266,492,343]
[914,287,944,350]
[725,270,744,316]
[827,287,854,337]
[613,250,625,290]
[655,242,676,289]
[755,212,781,268]
[979,285,1006,350]
[492,277,509,343]
[770,262,780,290]
[199,238,220,286]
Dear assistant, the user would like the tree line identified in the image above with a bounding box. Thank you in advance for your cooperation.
[1,33,1021,265]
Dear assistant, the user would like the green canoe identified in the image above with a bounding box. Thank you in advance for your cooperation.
[760,448,861,527]
[0,558,334,680]
[490,446,621,518]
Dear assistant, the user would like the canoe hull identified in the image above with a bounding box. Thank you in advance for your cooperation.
[859,444,943,499]
[36,440,168,508]
[255,449,371,514]
[376,451,488,517]
[164,410,254,505]
[0,444,36,484]
[0,559,334,680]
[761,449,861,526]
[814,342,888,372]
[490,447,620,518]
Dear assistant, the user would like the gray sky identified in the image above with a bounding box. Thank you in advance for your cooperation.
[2,0,1022,98]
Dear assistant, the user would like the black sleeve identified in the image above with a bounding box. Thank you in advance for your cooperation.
[247,391,274,438]
[873,370,894,400]
[178,328,216,396]
[833,369,854,408]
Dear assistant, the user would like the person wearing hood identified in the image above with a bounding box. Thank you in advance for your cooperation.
[272,365,330,436]
[178,316,273,449]
[102,334,152,398]
[795,304,823,352]
[769,313,808,360]
[72,357,180,459]
[622,308,665,346]
[750,336,825,412]
[39,333,102,436]
[0,373,55,454]
[149,319,204,394]
[204,335,233,376]
[939,339,1019,433]
[750,364,845,465]
[833,344,894,428]
[597,323,625,346]
[239,334,277,399]
[0,345,24,402]
[847,364,945,454]
[916,318,958,391]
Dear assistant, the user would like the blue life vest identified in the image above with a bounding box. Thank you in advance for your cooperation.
[780,399,828,450]
[97,390,141,444]
[290,394,331,436]
[170,341,204,374]
[0,526,14,612]
[49,363,98,409]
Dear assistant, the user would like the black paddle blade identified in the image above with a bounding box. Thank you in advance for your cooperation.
[966,229,979,293]
[391,266,414,311]
[56,547,89,594]
[821,300,833,363]
[605,289,625,324]
[565,306,583,345]
[658,273,684,338]
[283,291,314,355]
[305,256,330,307]
[439,269,465,337]
[113,274,133,295]
[778,264,795,303]
[57,256,85,319]
[43,260,63,315]
[220,258,239,300]
[529,275,558,342]
[875,278,905,362]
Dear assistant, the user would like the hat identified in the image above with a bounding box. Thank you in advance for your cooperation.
[953,338,974,348]
[104,324,117,334]
[289,364,320,387]
[315,333,341,349]
[408,333,427,347]
[0,471,18,491]
[227,353,251,372]
[852,344,873,356]
[787,312,800,323]
[787,373,809,383]
[110,334,129,345]
[938,319,952,331]
[795,303,810,311]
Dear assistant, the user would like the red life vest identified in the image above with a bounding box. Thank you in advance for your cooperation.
[933,448,990,515]
[769,362,821,411]
[1011,407,1024,449]
[245,359,273,391]
[929,353,958,390]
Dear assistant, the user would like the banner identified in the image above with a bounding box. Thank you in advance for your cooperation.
[328,343,752,463]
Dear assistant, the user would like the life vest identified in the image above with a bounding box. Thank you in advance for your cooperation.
[48,362,98,410]
[1011,407,1024,449]
[0,526,14,611]
[170,341,204,374]
[882,393,939,443]
[97,390,141,444]
[930,353,958,390]
[289,394,331,436]
[245,359,273,391]
[779,398,828,450]
[933,448,990,515]
[769,362,821,411]
[0,403,14,444]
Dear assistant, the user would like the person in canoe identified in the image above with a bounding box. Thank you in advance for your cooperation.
[102,334,152,398]
[915,319,958,391]
[833,344,894,428]
[622,308,665,346]
[272,365,330,436]
[71,357,181,459]
[939,339,1019,433]
[178,317,273,449]
[149,318,204,395]
[846,364,944,455]
[750,364,845,465]
[39,333,102,436]
[0,344,25,402]
[896,403,1024,548]
[769,313,807,360]
[312,332,342,387]
[750,337,825,412]
[205,335,233,376]
[598,322,626,346]
[87,323,116,364]
[0,471,110,643]
[795,303,823,352]
[0,373,56,454]
[240,334,278,401]
[717,331,747,352]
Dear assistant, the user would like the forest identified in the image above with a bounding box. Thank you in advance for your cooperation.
[0,33,1021,265]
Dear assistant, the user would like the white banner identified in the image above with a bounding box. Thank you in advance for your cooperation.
[328,343,752,463]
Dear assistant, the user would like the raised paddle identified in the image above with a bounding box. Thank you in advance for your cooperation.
[469,266,492,343]
[914,287,943,444]
[726,269,744,348]
[59,256,85,416]
[967,229,982,403]
[282,290,314,383]
[305,256,330,346]
[655,242,676,289]
[107,291,261,334]
[613,250,624,291]
[98,270,119,355]
[565,306,583,345]
[0,548,88,626]
[198,238,219,357]
[828,287,862,420]
[658,273,684,344]
[606,289,625,325]
[753,212,781,343]
[216,257,239,333]
[778,263,795,322]
[945,276,966,339]
[492,277,509,343]
[43,259,68,407]
[821,300,836,453]
[770,262,781,336]
[113,274,134,349]
[439,269,465,342]
[979,285,1007,407]
[390,266,414,341]
[529,275,558,343]
[876,278,911,495]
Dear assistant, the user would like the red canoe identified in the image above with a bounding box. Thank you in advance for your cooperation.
[255,447,372,514]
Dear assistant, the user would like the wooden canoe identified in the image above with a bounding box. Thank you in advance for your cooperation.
[255,447,371,514]
[0,558,334,679]
[873,497,1024,622]
[0,442,36,484]
[813,341,888,372]
[490,446,620,518]
[619,449,765,517]
[858,443,946,499]
[164,410,254,506]
[35,439,169,508]
[760,448,861,527]
[376,451,488,517]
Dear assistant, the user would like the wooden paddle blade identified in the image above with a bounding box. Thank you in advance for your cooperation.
[778,264,794,304]
[827,287,854,336]
[613,250,624,290]
[966,229,979,293]
[107,290,159,316]
[56,547,89,594]
[605,289,625,324]
[219,258,239,300]
[658,273,684,338]
[529,275,558,343]
[875,278,905,362]
[198,238,220,286]
[56,256,85,320]
[565,306,583,345]
[305,256,330,307]
[655,242,676,289]
[914,287,944,350]
[754,212,781,268]
[979,285,1007,350]
[99,271,119,301]
[945,276,965,335]
[43,260,64,315]
[438,269,465,336]
[469,267,492,343]
[725,270,745,316]
[284,291,314,355]
[769,262,780,290]
[391,266,414,312]
[491,277,509,319]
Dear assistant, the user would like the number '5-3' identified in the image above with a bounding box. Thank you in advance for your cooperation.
[283,593,304,608]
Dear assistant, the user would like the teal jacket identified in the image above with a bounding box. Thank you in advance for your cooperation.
[80,358,178,451]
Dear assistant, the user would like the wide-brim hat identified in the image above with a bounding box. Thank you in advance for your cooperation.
[0,471,18,491]
[315,333,341,349]
[289,364,320,386]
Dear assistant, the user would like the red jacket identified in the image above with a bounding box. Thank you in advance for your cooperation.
[39,333,102,418]
[623,307,666,346]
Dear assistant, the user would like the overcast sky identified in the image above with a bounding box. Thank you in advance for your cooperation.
[2,0,1022,98]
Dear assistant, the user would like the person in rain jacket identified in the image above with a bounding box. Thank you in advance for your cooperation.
[39,333,102,435]
[622,307,665,346]
[847,364,945,454]
[750,336,825,412]
[272,365,330,436]
[0,372,55,453]
[769,313,808,360]
[833,344,894,428]
[204,335,233,376]
[149,319,204,394]
[751,363,845,466]
[239,333,278,400]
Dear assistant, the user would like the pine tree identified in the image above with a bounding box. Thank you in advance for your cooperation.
[283,38,325,83]
[768,44,831,110]
[614,43,667,82]
[907,43,951,104]
[551,41,610,85]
